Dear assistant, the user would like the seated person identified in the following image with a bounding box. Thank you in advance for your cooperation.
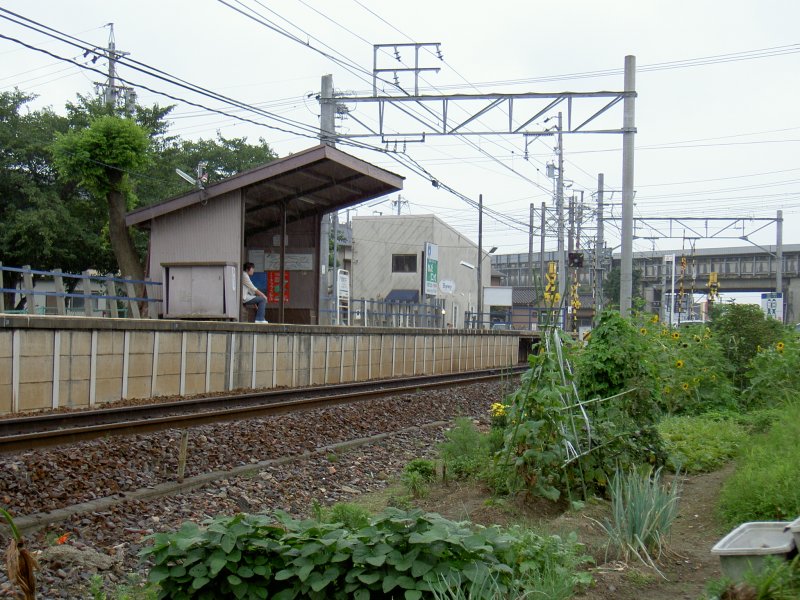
[241,262,268,323]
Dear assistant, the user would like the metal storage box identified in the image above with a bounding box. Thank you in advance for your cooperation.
[162,262,238,320]
[711,521,796,581]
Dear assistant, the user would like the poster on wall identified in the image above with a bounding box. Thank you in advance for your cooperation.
[425,242,438,296]
[267,271,290,303]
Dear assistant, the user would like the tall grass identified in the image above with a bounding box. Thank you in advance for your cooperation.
[658,413,746,473]
[597,466,681,574]
[718,401,800,525]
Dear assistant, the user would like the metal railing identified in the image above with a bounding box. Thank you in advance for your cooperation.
[0,263,162,319]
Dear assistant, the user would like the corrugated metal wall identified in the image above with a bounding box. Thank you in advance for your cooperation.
[148,191,243,301]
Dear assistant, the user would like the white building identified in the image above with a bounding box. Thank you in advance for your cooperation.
[350,214,493,328]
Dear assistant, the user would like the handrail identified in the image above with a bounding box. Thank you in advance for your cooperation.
[0,263,162,319]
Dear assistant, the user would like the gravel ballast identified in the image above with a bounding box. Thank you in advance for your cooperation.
[0,382,502,599]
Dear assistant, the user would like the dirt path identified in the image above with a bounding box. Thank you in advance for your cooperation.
[573,464,734,600]
[413,464,735,600]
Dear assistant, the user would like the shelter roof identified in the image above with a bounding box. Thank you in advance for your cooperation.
[125,144,403,231]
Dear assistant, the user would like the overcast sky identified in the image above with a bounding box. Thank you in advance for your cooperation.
[2,0,799,270]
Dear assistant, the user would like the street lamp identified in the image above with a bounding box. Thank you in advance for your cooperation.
[476,246,498,328]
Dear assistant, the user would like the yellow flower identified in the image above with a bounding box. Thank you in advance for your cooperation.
[640,327,648,335]
[490,403,507,417]
[650,315,659,324]
[671,332,680,340]
[693,335,702,343]
[681,382,690,391]
[711,374,717,381]
[776,341,785,352]
[692,377,701,385]
[757,345,762,353]
[664,386,672,394]
[675,359,684,369]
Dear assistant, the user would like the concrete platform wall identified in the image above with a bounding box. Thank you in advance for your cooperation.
[0,316,521,415]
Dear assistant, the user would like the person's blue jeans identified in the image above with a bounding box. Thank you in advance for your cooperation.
[244,296,267,321]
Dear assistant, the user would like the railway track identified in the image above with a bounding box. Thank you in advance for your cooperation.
[0,367,524,453]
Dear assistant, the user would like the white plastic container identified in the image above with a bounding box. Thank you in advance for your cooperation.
[786,516,800,550]
[711,521,795,581]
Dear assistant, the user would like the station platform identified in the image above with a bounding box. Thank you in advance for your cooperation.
[0,315,535,415]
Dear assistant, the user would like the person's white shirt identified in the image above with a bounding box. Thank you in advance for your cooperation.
[242,271,258,302]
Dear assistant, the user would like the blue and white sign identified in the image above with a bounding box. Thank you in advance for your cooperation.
[761,292,783,321]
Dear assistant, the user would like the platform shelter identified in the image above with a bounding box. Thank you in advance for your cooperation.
[125,145,403,324]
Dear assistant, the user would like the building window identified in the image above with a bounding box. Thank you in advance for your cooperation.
[392,254,417,273]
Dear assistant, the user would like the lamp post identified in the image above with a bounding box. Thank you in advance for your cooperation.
[476,246,497,329]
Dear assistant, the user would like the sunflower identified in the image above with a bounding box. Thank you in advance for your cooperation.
[671,332,680,340]
[681,382,690,391]
[776,341,785,352]
[693,377,701,385]
[664,386,672,394]
[693,335,702,343]
[640,327,648,335]
[675,359,685,369]
[650,315,659,324]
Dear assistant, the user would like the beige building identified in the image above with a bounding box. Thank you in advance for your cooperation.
[350,215,492,328]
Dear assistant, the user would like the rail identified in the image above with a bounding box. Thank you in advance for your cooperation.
[0,367,524,453]
[0,263,162,319]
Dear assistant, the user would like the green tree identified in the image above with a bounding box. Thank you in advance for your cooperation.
[0,91,113,305]
[710,302,785,389]
[603,266,643,308]
[52,115,151,283]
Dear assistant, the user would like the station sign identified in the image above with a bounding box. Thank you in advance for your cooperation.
[761,292,783,321]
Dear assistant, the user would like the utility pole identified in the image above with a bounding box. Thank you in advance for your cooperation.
[595,174,604,319]
[556,112,566,323]
[540,202,546,289]
[568,194,575,255]
[97,23,134,113]
[320,74,336,147]
[392,194,406,215]
[776,209,783,300]
[332,212,339,324]
[620,55,637,314]
[528,204,534,287]
[477,194,484,328]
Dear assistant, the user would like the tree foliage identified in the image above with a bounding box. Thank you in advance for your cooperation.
[0,89,278,282]
[52,115,151,282]
[602,266,643,308]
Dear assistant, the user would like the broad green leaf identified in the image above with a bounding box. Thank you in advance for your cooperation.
[190,576,209,590]
[356,572,380,585]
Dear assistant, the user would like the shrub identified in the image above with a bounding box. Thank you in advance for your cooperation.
[439,418,490,480]
[658,414,746,473]
[744,333,800,408]
[718,402,800,525]
[405,459,437,482]
[597,466,681,571]
[140,508,581,600]
[402,470,431,499]
[710,303,785,389]
[325,503,371,530]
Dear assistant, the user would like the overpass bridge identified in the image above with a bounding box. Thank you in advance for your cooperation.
[631,243,800,323]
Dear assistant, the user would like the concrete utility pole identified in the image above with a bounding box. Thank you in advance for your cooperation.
[528,204,534,287]
[540,202,546,288]
[595,174,604,318]
[556,113,566,315]
[619,55,637,314]
[776,209,783,294]
[98,23,132,111]
[320,74,336,147]
[477,194,484,327]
